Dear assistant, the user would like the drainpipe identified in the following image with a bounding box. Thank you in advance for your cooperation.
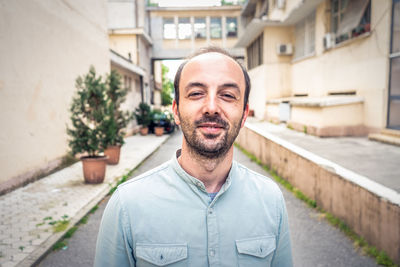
[140,75,144,103]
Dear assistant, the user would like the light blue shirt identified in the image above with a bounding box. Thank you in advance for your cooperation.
[95,151,293,266]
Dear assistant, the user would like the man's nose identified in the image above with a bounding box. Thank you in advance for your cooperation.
[203,94,220,115]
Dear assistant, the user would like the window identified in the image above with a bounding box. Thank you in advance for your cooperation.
[163,18,176,39]
[294,11,315,59]
[247,33,263,69]
[124,75,132,90]
[331,0,371,44]
[178,17,192,40]
[226,17,238,37]
[210,17,222,39]
[194,18,206,39]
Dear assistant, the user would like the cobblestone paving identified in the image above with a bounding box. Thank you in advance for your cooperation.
[0,134,169,267]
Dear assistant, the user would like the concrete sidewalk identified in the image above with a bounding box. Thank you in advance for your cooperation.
[246,120,400,193]
[0,134,170,267]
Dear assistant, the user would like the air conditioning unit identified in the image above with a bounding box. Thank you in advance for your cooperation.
[276,0,286,9]
[276,43,293,55]
[323,33,336,50]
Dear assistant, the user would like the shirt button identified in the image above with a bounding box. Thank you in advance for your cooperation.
[208,208,213,215]
[209,249,215,257]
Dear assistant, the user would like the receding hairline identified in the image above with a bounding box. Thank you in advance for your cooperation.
[179,52,246,86]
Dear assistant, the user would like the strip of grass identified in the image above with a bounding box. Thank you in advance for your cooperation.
[52,212,92,251]
[234,143,397,267]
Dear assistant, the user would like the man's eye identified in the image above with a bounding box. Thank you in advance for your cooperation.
[188,92,203,97]
[221,94,236,100]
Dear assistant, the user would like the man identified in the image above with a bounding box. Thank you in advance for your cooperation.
[95,47,292,266]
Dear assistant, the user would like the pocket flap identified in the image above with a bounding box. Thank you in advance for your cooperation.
[136,243,187,266]
[236,236,276,258]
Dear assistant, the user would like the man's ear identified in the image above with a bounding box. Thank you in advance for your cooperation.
[172,100,181,125]
[240,104,249,128]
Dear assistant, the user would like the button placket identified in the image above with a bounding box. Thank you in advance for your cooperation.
[207,205,218,266]
[209,249,215,257]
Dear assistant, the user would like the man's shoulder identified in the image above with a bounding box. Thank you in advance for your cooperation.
[234,162,282,197]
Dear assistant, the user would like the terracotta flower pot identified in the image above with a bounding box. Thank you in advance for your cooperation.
[81,156,108,184]
[139,127,149,136]
[154,126,164,136]
[104,145,121,165]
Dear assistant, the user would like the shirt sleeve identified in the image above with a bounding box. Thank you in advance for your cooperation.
[94,189,135,267]
[271,191,293,267]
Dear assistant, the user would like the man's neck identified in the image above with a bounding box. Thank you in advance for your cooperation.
[178,142,233,193]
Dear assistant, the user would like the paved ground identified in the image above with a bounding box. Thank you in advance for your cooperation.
[38,129,378,267]
[0,134,169,267]
[248,120,400,193]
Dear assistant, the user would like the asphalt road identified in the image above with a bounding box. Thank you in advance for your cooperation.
[38,129,378,267]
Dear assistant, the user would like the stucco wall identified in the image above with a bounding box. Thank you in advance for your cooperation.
[248,65,268,119]
[290,0,391,129]
[108,0,136,29]
[109,34,138,63]
[0,0,110,186]
[291,103,364,127]
[248,26,292,119]
[111,63,141,135]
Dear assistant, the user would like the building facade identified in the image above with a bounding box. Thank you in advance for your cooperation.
[148,5,245,59]
[108,0,153,132]
[0,0,110,192]
[237,0,399,136]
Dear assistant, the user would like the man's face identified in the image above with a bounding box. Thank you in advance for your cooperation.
[172,52,249,159]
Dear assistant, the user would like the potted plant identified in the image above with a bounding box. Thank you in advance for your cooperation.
[67,66,108,184]
[134,102,152,135]
[151,109,165,136]
[163,110,176,134]
[103,70,133,165]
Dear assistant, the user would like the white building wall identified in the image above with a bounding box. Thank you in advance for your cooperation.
[108,0,136,29]
[0,0,110,185]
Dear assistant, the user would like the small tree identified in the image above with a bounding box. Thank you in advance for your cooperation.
[102,70,133,147]
[161,64,174,106]
[67,66,108,157]
[134,102,152,128]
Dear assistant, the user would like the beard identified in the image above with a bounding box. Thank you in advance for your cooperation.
[178,112,243,159]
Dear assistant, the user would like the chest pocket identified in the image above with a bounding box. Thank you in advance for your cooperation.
[235,236,276,267]
[135,243,188,267]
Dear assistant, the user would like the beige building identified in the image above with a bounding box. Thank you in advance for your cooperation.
[148,4,246,98]
[237,0,399,137]
[0,0,110,193]
[148,4,245,59]
[108,0,153,132]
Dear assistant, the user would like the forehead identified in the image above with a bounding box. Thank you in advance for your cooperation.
[180,52,245,90]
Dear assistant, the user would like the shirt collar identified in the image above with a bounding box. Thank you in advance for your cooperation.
[171,149,235,194]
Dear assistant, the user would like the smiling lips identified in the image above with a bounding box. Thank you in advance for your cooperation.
[198,123,225,135]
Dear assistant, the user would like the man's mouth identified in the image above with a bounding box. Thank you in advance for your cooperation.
[197,123,225,135]
[198,123,224,128]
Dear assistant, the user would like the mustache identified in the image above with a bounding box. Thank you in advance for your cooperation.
[194,115,229,129]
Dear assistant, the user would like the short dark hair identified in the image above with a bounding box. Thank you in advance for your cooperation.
[174,46,251,110]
